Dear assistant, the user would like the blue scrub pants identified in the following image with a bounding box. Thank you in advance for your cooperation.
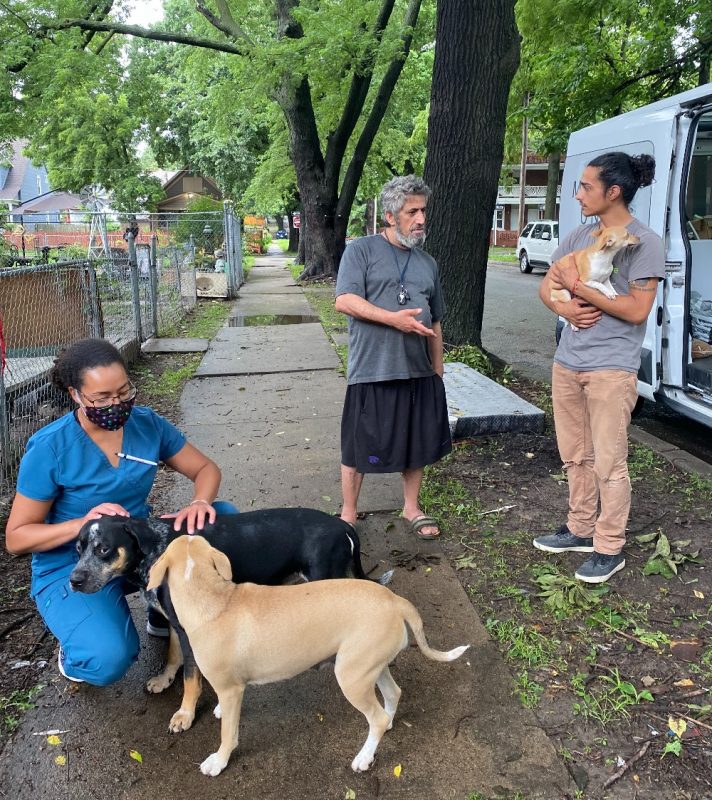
[32,501,238,685]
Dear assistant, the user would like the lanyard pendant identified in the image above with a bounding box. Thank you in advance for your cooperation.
[397,287,409,305]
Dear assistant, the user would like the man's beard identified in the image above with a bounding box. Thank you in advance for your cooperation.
[395,227,427,248]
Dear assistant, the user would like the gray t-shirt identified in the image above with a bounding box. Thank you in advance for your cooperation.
[553,218,665,373]
[335,234,445,385]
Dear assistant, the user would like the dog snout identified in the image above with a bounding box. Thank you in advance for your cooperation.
[69,569,86,591]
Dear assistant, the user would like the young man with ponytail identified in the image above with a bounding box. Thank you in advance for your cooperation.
[534,153,665,583]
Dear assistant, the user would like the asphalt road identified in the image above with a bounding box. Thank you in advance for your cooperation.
[482,260,712,465]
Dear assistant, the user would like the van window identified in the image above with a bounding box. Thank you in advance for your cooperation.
[531,224,544,239]
[553,223,559,239]
[686,112,712,240]
[521,223,533,238]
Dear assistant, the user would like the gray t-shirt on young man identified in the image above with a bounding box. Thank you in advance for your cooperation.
[553,218,665,374]
[335,234,445,385]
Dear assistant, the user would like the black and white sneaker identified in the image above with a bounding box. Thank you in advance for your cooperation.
[146,608,170,638]
[533,525,594,553]
[575,552,625,584]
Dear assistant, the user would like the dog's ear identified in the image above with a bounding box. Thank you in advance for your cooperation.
[210,548,233,582]
[147,551,169,590]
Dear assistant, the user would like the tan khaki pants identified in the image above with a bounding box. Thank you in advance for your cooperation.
[552,363,639,555]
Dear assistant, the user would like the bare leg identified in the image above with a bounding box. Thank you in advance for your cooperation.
[402,467,439,537]
[341,464,364,526]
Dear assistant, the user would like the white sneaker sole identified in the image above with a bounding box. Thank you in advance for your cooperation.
[575,559,626,584]
[533,540,594,554]
[58,650,84,683]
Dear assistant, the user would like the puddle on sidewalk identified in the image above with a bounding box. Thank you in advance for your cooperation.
[228,314,320,327]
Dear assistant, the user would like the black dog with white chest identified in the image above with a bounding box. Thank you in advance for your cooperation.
[70,507,391,733]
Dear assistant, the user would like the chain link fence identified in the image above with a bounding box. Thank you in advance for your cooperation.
[0,207,243,496]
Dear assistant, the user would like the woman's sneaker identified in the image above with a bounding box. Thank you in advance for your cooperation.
[575,552,625,584]
[533,525,594,553]
[58,648,84,683]
[146,608,170,638]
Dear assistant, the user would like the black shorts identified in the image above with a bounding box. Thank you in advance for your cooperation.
[341,375,452,473]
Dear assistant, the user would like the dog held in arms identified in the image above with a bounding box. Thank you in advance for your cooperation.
[550,225,640,330]
[147,535,469,777]
[69,508,392,734]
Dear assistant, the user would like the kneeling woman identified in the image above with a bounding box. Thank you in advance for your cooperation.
[5,338,236,685]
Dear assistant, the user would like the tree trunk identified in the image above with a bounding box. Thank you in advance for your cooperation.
[545,151,560,220]
[424,0,520,347]
[296,211,306,265]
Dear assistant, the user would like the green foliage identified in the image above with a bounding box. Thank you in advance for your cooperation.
[0,685,43,733]
[571,667,653,725]
[485,617,558,667]
[635,530,702,578]
[444,344,494,376]
[532,565,609,615]
[515,671,544,708]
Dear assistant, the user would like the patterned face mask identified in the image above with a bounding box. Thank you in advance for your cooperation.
[81,397,136,431]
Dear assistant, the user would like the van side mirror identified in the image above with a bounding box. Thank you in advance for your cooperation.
[541,231,551,241]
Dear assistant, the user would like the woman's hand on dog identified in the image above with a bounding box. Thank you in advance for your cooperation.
[161,502,217,534]
[82,503,130,526]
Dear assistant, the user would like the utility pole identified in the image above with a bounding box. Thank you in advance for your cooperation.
[517,92,530,233]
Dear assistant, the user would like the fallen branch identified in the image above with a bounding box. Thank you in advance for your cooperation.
[478,504,516,516]
[602,740,651,791]
[593,618,657,648]
[0,612,34,640]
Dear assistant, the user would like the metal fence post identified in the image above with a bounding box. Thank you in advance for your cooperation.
[223,201,237,298]
[0,368,11,480]
[127,232,142,343]
[232,210,244,287]
[86,261,103,339]
[149,234,159,338]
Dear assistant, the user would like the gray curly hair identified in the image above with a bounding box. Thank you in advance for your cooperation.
[380,175,431,222]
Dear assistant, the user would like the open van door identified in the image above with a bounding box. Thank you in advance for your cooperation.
[560,119,676,400]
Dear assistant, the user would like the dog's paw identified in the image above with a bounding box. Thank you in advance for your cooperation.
[146,671,176,694]
[200,752,227,777]
[351,752,375,773]
[168,708,195,733]
[213,703,222,719]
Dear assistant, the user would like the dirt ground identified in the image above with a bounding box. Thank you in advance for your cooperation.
[1,350,710,800]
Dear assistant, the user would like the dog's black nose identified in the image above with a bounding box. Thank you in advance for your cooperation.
[69,573,85,591]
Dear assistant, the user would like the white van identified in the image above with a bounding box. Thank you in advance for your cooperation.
[559,82,712,428]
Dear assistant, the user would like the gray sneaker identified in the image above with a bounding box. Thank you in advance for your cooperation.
[575,552,625,584]
[533,525,594,553]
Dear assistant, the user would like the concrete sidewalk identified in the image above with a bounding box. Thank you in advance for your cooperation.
[0,248,574,799]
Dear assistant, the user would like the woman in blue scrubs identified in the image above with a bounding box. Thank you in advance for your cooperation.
[5,338,236,685]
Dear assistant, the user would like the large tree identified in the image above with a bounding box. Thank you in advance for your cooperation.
[4,0,434,276]
[424,0,520,347]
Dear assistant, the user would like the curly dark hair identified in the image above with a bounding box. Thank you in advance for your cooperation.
[587,152,655,206]
[50,339,127,393]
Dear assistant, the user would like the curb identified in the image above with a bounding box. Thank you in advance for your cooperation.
[629,425,712,478]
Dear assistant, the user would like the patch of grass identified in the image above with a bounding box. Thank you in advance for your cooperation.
[288,260,302,281]
[571,667,653,725]
[488,247,517,263]
[304,289,348,335]
[420,467,484,526]
[485,617,558,667]
[515,671,544,708]
[136,355,202,402]
[628,443,662,481]
[444,344,512,384]
[162,298,232,339]
[0,685,44,734]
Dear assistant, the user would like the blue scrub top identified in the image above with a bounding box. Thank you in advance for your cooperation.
[16,406,186,580]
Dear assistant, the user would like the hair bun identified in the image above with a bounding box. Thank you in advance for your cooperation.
[630,154,655,188]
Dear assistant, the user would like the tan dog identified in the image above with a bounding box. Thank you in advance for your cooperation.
[551,226,640,329]
[147,535,469,777]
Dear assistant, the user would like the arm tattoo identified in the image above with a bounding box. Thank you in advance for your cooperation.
[629,278,657,292]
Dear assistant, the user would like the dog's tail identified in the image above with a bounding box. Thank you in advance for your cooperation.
[345,526,394,585]
[396,596,469,663]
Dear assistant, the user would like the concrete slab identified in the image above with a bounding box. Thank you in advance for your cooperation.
[226,293,314,318]
[180,371,345,425]
[141,337,209,354]
[444,361,545,437]
[238,281,303,295]
[176,418,402,514]
[331,332,350,347]
[195,324,341,376]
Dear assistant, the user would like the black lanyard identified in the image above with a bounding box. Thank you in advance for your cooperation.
[385,239,413,305]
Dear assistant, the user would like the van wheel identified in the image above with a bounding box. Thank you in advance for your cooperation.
[519,252,533,274]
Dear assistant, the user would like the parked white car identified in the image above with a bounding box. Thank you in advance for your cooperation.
[516,220,559,273]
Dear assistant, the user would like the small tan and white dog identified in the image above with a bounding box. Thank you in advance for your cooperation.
[147,535,469,778]
[551,225,640,329]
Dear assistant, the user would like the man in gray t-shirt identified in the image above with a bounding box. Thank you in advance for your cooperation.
[334,175,451,539]
[533,152,665,585]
